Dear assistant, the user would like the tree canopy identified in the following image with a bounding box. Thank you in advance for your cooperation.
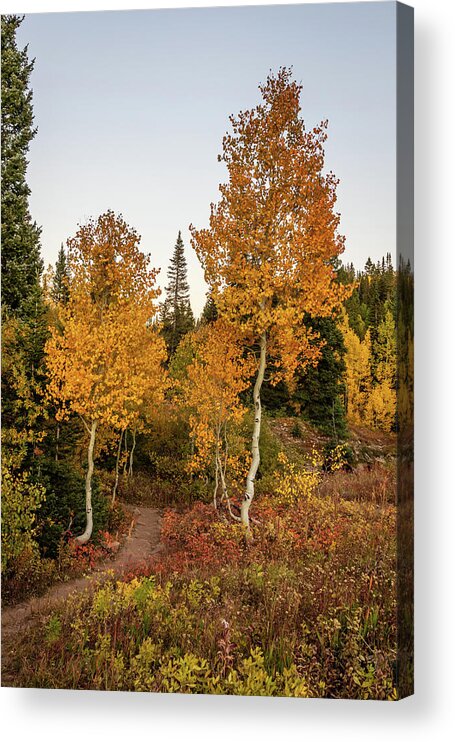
[191,68,351,529]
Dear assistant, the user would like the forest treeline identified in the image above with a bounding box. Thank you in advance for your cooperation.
[1,16,410,598]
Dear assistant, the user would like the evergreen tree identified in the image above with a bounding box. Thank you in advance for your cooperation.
[1,13,53,552]
[1,14,48,466]
[293,316,347,439]
[1,15,43,315]
[52,243,70,304]
[161,231,194,354]
[199,292,218,326]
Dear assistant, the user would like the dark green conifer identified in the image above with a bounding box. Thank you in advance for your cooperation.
[161,231,194,354]
[199,292,218,326]
[52,243,70,304]
[293,315,347,440]
[1,15,43,315]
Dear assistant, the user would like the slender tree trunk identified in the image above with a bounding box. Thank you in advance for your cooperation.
[219,422,229,504]
[213,424,222,509]
[217,423,241,522]
[55,423,60,462]
[241,332,267,534]
[76,419,98,545]
[189,438,195,481]
[128,427,136,478]
[112,428,124,506]
[214,451,220,509]
[218,452,229,504]
[123,429,128,476]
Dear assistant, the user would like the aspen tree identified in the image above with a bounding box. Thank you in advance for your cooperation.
[181,320,254,512]
[191,69,349,531]
[46,211,167,543]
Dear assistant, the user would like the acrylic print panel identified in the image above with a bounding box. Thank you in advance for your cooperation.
[1,2,413,699]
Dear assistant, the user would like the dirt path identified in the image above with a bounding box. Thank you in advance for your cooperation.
[1,506,164,677]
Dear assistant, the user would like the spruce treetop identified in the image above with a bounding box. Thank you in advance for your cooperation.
[1,14,43,315]
[161,231,194,355]
[51,243,70,305]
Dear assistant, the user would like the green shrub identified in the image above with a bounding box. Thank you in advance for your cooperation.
[31,458,110,558]
[1,456,46,574]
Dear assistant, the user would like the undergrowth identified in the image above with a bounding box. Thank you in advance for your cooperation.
[5,461,397,699]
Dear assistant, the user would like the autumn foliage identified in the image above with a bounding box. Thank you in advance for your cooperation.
[2,53,408,700]
[178,319,254,507]
[45,211,167,542]
[191,68,350,382]
[341,308,396,432]
[191,68,352,527]
[46,211,166,429]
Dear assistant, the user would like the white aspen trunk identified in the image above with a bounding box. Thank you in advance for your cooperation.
[219,423,229,504]
[213,423,222,508]
[214,452,219,509]
[128,427,136,478]
[55,423,60,462]
[76,419,98,544]
[217,440,240,522]
[112,429,124,506]
[221,421,229,499]
[123,429,128,476]
[218,452,227,502]
[241,332,267,534]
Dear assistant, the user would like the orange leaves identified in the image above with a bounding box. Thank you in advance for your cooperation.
[67,211,159,310]
[190,68,352,387]
[45,212,168,432]
[179,319,254,475]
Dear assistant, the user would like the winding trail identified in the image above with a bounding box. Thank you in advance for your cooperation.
[1,506,164,680]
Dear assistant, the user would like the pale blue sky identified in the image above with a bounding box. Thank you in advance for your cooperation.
[18,2,397,317]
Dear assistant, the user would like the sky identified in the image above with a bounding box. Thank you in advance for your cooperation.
[17,2,397,318]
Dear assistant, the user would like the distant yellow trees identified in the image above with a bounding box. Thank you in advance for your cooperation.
[342,313,372,426]
[341,309,396,432]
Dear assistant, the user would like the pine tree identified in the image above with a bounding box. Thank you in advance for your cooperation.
[161,231,194,354]
[1,15,48,473]
[199,292,218,326]
[1,15,43,315]
[52,243,70,304]
[294,315,347,440]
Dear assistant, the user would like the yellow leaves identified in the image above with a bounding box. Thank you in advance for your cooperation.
[268,317,322,387]
[341,313,372,426]
[1,313,49,459]
[364,383,396,431]
[273,451,322,507]
[178,319,254,476]
[341,310,396,432]
[67,211,160,310]
[45,212,168,432]
[363,308,396,431]
[1,451,46,572]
